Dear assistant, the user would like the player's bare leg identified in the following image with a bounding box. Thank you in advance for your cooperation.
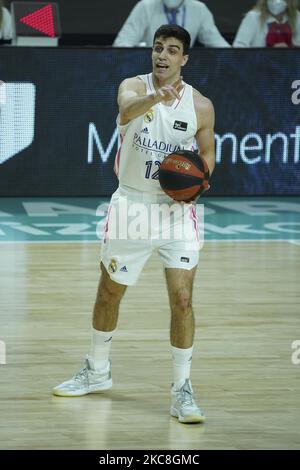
[53,263,126,397]
[165,266,196,349]
[92,262,127,332]
[165,266,205,423]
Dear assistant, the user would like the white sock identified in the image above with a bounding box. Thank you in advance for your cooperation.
[89,327,115,371]
[171,345,194,390]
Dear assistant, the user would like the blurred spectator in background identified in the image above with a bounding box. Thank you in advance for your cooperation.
[234,0,300,47]
[113,0,230,47]
[0,0,12,40]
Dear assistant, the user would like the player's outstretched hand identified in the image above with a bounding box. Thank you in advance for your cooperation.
[155,77,184,103]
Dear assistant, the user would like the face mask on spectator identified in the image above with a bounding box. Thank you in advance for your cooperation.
[163,0,184,10]
[267,0,288,16]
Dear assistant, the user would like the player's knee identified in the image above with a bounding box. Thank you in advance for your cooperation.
[170,287,192,313]
[99,264,125,304]
[100,281,124,306]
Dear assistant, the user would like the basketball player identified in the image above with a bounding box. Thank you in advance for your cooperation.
[53,25,215,424]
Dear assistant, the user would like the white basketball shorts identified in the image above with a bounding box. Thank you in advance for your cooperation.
[101,185,203,286]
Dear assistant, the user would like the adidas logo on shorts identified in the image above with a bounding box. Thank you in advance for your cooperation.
[120,266,128,272]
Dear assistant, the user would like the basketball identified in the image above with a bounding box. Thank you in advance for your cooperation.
[158,150,210,202]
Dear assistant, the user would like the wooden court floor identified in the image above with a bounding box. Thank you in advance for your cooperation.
[0,241,299,450]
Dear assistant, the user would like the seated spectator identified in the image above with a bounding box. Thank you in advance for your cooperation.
[113,0,230,47]
[0,0,12,41]
[234,0,300,47]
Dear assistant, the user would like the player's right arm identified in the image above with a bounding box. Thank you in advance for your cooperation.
[118,77,154,125]
[118,77,183,125]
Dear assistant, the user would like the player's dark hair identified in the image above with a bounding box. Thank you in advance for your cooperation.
[153,25,190,55]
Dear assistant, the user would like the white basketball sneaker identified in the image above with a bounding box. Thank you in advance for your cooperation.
[170,379,206,424]
[52,357,112,397]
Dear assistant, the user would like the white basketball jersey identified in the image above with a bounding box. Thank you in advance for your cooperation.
[114,73,198,194]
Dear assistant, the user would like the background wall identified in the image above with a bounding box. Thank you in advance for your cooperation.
[0,47,299,196]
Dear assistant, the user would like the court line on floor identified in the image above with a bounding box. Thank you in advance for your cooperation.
[0,239,298,244]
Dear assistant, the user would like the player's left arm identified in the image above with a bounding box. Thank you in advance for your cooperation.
[194,91,216,177]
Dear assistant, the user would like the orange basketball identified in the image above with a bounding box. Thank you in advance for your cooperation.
[158,150,210,202]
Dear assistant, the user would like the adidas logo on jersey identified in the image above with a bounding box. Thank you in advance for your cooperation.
[141,127,149,134]
[120,266,128,272]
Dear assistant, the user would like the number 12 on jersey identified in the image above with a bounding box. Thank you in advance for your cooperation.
[145,160,161,180]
